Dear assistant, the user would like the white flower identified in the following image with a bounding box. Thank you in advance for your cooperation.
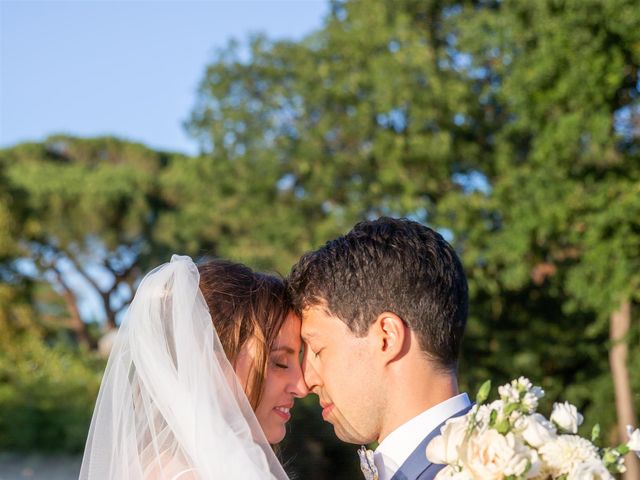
[498,383,521,404]
[426,415,468,465]
[539,434,600,477]
[627,425,640,455]
[602,447,626,473]
[498,377,544,414]
[526,464,555,480]
[479,399,523,432]
[567,459,614,480]
[459,430,536,480]
[522,387,544,413]
[551,401,584,434]
[472,401,502,431]
[515,376,534,391]
[433,465,473,480]
[520,413,557,448]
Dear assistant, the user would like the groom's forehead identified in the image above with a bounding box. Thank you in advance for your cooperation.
[301,304,333,321]
[301,305,342,339]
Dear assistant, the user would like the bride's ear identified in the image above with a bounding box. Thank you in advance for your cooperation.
[373,312,407,363]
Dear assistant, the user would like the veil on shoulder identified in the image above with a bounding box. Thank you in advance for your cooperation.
[80,255,289,480]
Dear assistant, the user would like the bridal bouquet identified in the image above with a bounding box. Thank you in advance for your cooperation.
[426,377,640,479]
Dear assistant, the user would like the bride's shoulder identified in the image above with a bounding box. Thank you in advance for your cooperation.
[143,454,198,480]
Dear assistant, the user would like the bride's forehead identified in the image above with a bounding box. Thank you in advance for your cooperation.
[274,317,302,345]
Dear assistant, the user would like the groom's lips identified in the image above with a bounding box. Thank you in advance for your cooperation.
[320,402,334,420]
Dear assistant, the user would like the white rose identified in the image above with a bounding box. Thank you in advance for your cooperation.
[567,459,613,480]
[524,449,543,479]
[551,401,584,434]
[434,465,473,480]
[539,434,600,477]
[459,430,533,480]
[627,425,640,454]
[521,413,557,448]
[526,464,555,480]
[426,415,468,465]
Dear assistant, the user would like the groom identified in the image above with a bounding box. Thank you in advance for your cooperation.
[288,217,470,480]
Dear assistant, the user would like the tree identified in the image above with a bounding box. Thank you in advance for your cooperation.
[0,136,183,339]
[186,0,493,272]
[439,0,640,475]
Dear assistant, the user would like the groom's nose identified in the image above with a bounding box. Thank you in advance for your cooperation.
[301,350,321,393]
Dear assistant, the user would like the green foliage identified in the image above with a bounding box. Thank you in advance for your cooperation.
[186,0,493,270]
[0,334,103,452]
[0,136,190,330]
[445,0,640,312]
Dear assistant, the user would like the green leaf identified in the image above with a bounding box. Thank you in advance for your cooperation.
[489,408,498,427]
[617,445,630,456]
[591,423,600,442]
[495,418,511,434]
[504,403,519,416]
[476,380,491,405]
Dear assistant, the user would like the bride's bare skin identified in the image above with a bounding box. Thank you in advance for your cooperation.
[198,259,308,445]
[235,312,307,443]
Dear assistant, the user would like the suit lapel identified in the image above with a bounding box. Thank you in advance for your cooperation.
[390,404,473,480]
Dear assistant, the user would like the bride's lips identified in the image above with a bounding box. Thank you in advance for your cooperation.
[273,404,292,421]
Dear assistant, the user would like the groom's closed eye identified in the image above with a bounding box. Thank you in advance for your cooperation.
[302,343,323,359]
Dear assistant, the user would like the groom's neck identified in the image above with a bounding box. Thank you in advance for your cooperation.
[377,365,459,443]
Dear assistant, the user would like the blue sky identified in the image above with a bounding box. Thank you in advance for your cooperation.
[0,0,328,155]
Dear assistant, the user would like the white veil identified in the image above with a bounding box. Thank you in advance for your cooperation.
[80,255,289,479]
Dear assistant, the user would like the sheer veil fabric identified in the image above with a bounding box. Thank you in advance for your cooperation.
[80,255,289,479]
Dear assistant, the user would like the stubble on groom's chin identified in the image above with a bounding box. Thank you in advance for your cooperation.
[329,413,376,445]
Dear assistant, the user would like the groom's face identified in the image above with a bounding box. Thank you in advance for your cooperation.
[300,305,382,444]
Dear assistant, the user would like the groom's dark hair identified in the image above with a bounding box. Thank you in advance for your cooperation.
[288,216,468,371]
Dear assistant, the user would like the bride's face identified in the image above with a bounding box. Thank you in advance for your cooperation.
[235,312,308,443]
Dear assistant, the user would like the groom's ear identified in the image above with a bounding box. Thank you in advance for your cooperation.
[373,312,407,363]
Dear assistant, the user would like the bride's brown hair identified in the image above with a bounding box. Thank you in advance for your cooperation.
[197,259,290,410]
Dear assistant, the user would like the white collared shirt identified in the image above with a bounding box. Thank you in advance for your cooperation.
[373,393,471,480]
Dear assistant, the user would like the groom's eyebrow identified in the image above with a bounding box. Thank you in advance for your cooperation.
[301,331,316,343]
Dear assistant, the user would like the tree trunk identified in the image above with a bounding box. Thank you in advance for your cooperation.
[609,299,639,479]
[53,266,96,349]
[60,287,96,349]
[102,290,118,331]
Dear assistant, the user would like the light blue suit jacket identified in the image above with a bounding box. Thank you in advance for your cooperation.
[390,404,473,480]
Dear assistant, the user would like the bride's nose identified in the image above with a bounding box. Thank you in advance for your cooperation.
[288,361,309,398]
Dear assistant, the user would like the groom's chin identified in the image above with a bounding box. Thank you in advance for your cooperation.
[331,424,374,445]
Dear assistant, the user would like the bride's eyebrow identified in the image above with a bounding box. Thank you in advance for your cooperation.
[272,346,296,354]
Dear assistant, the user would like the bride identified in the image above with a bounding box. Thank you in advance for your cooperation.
[79,255,307,479]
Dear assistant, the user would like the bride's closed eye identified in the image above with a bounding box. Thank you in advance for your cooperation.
[271,355,289,369]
